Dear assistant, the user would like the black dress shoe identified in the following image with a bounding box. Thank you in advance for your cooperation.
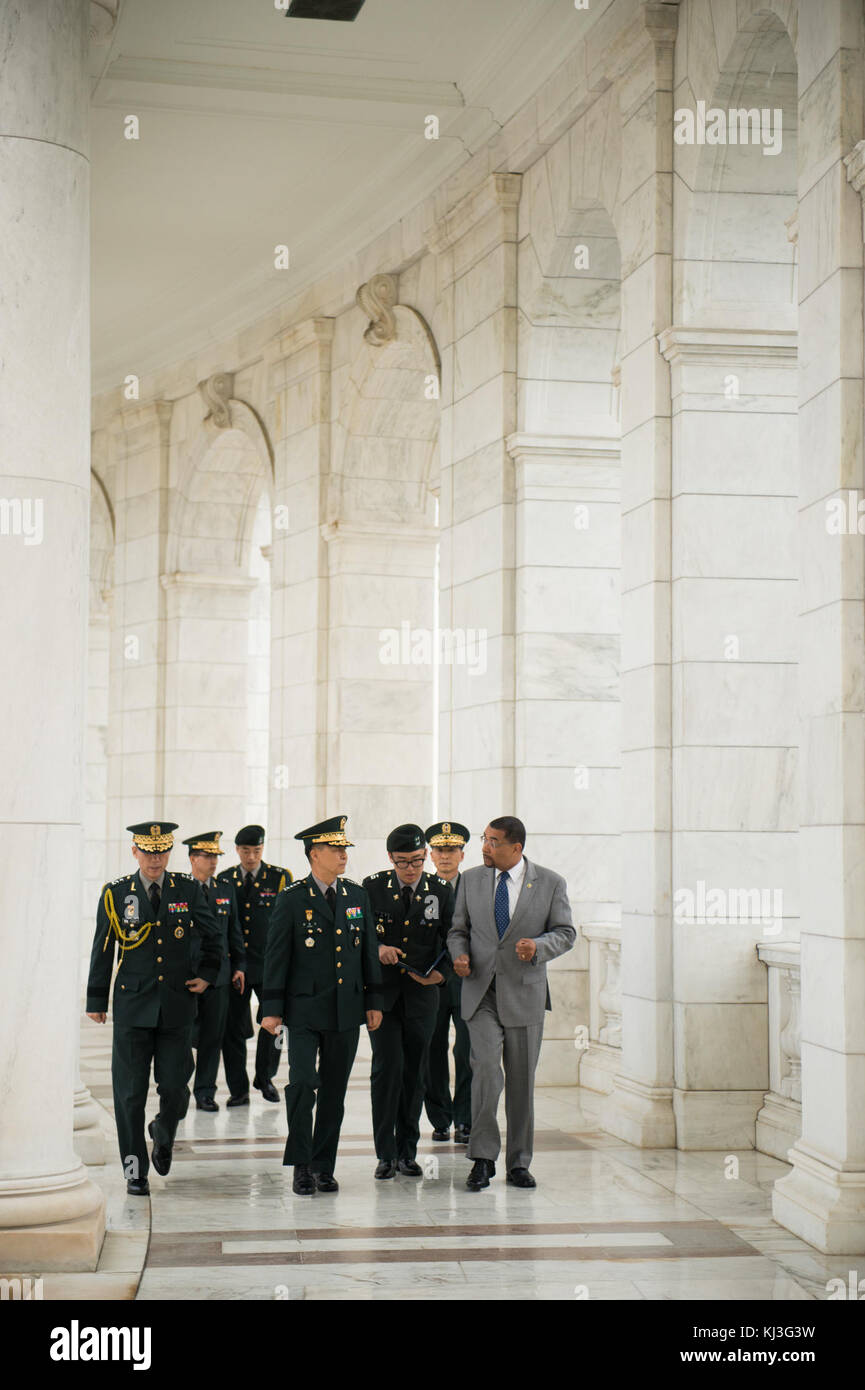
[148,1120,172,1177]
[431,1128,450,1142]
[466,1158,495,1191]
[226,1092,249,1107]
[292,1164,316,1195]
[506,1167,537,1188]
[126,1177,150,1196]
[397,1158,422,1177]
[315,1173,339,1192]
[253,1078,280,1103]
[196,1096,219,1112]
[374,1160,397,1180]
[453,1125,471,1144]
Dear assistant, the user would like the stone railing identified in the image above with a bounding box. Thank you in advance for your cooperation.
[579,920,622,1093]
[756,940,802,1160]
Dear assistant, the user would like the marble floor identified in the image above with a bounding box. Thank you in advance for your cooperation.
[59,1017,864,1301]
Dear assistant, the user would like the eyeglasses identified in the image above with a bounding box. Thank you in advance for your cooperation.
[480,836,503,847]
[393,856,426,869]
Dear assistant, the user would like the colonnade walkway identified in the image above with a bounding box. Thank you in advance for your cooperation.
[40,1019,850,1300]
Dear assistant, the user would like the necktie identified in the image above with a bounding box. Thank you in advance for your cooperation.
[494,870,510,939]
[149,881,161,916]
[402,885,413,914]
[326,885,336,912]
[244,871,253,897]
[202,882,209,902]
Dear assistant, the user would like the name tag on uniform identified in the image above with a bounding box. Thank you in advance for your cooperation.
[169,902,188,913]
[423,895,439,922]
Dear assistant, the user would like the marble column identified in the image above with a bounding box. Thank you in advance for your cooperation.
[773,0,865,1251]
[0,0,105,1266]
[427,173,521,831]
[659,327,798,1148]
[603,7,678,1147]
[507,432,621,1083]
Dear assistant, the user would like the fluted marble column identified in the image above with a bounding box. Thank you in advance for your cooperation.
[0,0,105,1266]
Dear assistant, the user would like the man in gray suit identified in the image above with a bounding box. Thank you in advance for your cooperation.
[448,815,575,1191]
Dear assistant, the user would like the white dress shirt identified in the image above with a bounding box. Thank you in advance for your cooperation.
[495,856,526,920]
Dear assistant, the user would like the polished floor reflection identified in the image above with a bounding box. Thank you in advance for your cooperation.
[52,1018,855,1300]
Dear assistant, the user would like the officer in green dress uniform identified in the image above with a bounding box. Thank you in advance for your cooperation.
[217,825,292,1105]
[422,821,472,1145]
[183,832,246,1111]
[86,822,223,1196]
[363,824,455,1179]
[261,816,382,1195]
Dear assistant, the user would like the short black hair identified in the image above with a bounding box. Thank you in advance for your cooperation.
[488,815,526,849]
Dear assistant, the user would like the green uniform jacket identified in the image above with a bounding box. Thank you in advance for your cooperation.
[362,870,455,1019]
[261,874,383,1031]
[86,870,223,1029]
[190,879,245,988]
[217,861,291,979]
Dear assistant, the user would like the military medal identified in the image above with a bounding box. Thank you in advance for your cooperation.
[174,926,184,939]
[305,936,315,948]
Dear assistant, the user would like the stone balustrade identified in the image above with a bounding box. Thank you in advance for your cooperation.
[756,941,802,1161]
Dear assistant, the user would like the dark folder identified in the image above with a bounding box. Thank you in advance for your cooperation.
[399,946,447,978]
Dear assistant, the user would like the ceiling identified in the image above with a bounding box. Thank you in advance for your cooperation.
[89,0,602,395]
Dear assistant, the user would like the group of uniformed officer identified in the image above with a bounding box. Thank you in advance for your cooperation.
[87,814,473,1197]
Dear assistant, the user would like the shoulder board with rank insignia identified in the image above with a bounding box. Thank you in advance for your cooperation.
[436,876,449,886]
[342,876,360,886]
[110,873,135,888]
[284,879,304,891]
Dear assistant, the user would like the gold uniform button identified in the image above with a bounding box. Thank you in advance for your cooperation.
[404,919,409,926]
[403,936,408,943]
[158,975,164,982]
[336,929,342,935]
[338,978,343,984]
[157,956,163,963]
[157,938,163,945]
[336,946,341,952]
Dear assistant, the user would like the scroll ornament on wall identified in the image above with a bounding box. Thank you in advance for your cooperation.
[198,372,235,429]
[356,273,398,347]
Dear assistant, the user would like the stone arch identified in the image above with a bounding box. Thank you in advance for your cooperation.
[161,397,276,836]
[676,6,798,328]
[89,466,114,615]
[167,398,274,577]
[329,299,441,529]
[514,97,625,1092]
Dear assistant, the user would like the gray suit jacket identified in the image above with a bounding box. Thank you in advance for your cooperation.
[447,858,575,1027]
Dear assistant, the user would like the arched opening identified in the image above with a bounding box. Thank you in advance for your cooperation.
[517,140,623,1089]
[324,303,441,874]
[669,8,799,1152]
[164,420,273,837]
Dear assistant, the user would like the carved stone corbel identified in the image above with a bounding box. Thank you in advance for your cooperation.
[356,273,398,347]
[198,372,235,428]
